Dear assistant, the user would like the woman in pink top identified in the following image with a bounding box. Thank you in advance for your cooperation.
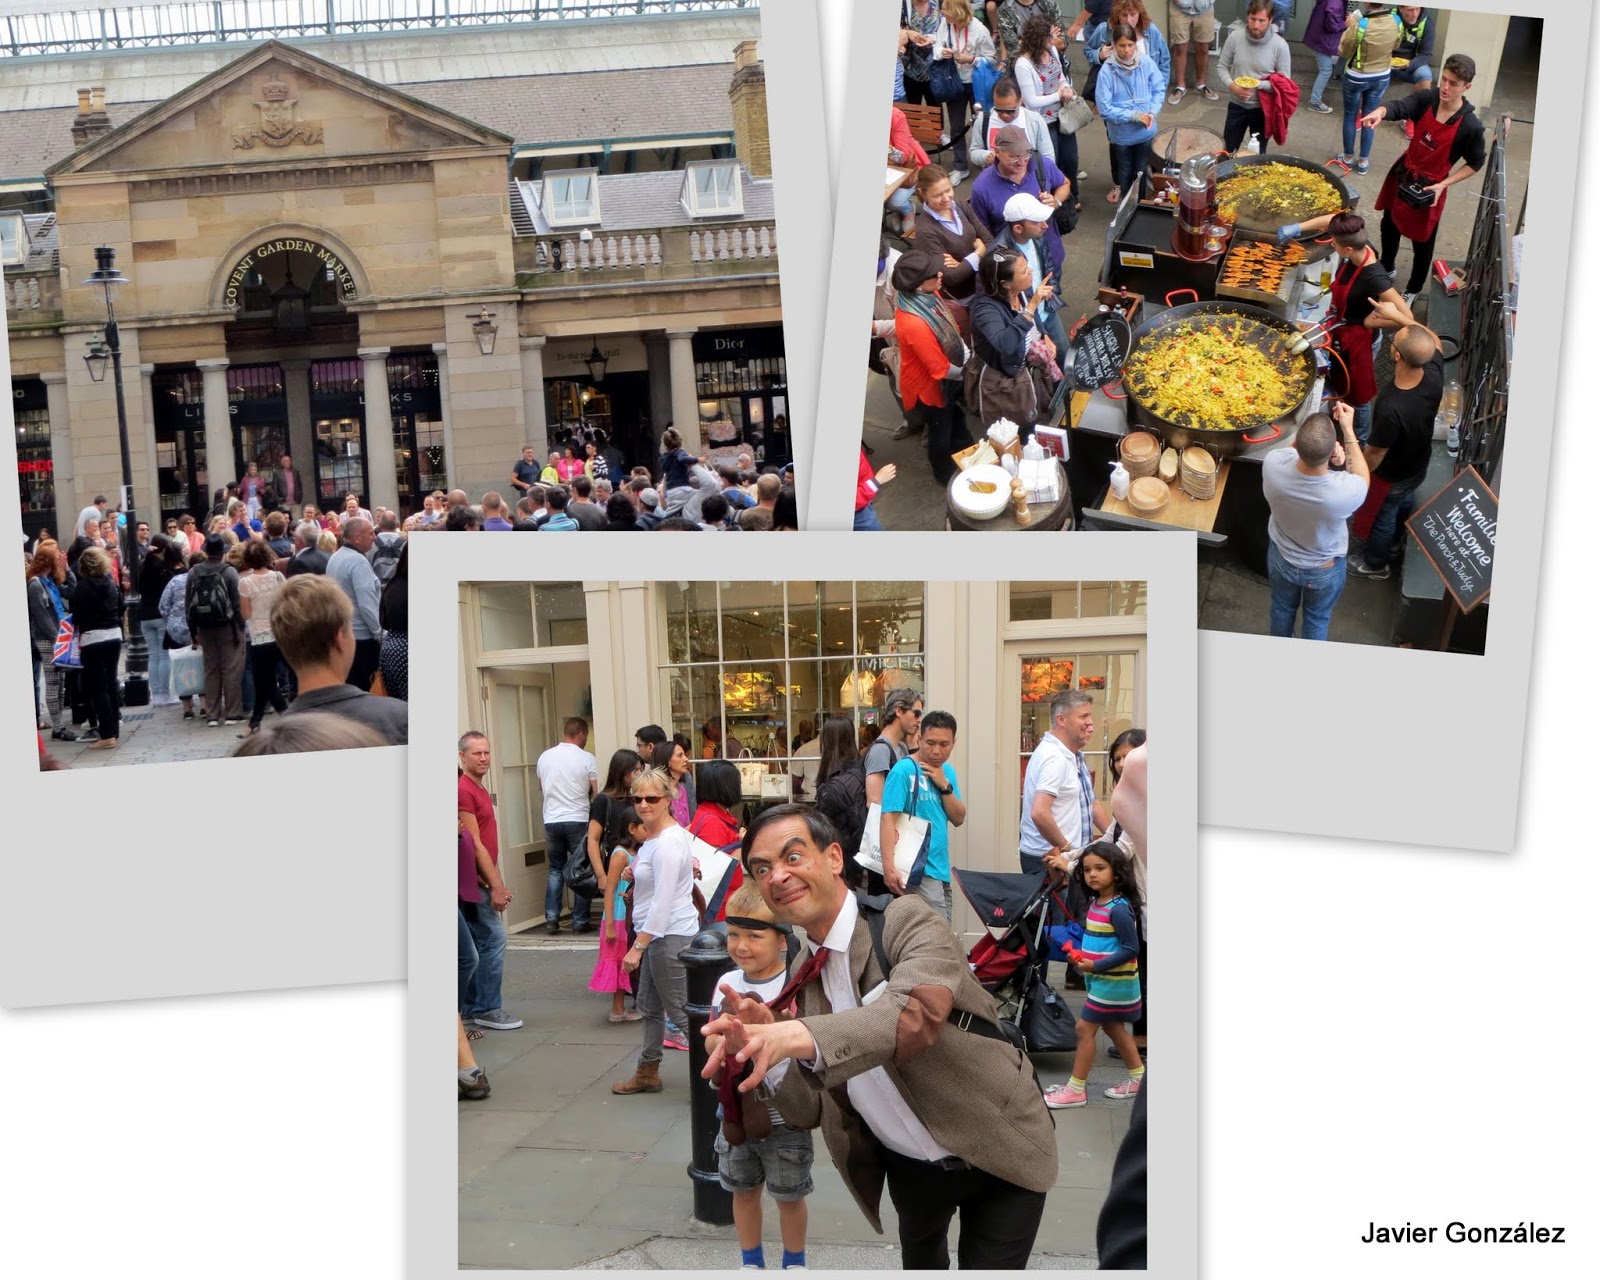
[556,447,586,483]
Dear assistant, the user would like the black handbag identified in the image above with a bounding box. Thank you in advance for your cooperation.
[928,55,965,104]
[562,807,601,896]
[1010,975,1078,1052]
[1034,152,1078,236]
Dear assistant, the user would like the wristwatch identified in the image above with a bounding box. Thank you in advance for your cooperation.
[934,782,953,796]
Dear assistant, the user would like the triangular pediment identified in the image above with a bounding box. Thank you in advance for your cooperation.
[49,40,511,177]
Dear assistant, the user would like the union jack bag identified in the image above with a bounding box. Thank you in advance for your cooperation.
[45,579,81,669]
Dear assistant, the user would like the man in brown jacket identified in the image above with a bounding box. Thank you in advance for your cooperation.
[704,805,1057,1268]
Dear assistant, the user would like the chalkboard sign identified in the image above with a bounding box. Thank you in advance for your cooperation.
[1070,310,1133,391]
[1405,466,1497,613]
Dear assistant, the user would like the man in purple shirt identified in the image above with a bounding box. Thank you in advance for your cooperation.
[970,126,1073,268]
[480,492,514,531]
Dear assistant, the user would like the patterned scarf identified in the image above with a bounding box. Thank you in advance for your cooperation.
[896,289,967,365]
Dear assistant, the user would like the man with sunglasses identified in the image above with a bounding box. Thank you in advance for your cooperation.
[967,76,1051,171]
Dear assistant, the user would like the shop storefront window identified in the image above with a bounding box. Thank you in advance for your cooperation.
[478,582,588,654]
[1010,581,1148,620]
[1017,650,1142,803]
[152,368,208,520]
[311,358,368,506]
[15,382,54,537]
[228,364,287,484]
[660,582,926,797]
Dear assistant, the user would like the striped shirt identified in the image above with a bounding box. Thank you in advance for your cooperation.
[1082,895,1141,1016]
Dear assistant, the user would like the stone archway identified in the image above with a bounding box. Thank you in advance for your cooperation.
[207,223,372,312]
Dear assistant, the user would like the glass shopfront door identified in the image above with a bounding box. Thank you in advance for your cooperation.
[152,368,211,522]
[310,358,368,509]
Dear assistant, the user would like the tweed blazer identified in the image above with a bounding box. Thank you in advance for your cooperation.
[769,892,1057,1233]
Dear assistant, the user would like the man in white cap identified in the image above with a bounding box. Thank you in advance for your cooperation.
[992,191,1069,367]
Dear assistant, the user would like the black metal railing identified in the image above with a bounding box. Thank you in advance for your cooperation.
[1455,113,1515,479]
[1,0,756,57]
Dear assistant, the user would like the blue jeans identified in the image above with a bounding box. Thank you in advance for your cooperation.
[1108,140,1152,200]
[543,820,593,927]
[140,619,169,695]
[1353,399,1373,446]
[888,187,914,216]
[1363,478,1423,569]
[1310,52,1338,106]
[854,504,886,531]
[1268,543,1347,641]
[1342,73,1390,161]
[457,904,480,1013]
[459,898,506,1017]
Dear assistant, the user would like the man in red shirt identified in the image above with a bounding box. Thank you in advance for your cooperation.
[459,731,521,1031]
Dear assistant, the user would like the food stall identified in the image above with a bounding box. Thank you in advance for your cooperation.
[1051,153,1359,569]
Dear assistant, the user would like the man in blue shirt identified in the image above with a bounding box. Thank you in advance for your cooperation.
[879,710,967,922]
[970,127,1072,270]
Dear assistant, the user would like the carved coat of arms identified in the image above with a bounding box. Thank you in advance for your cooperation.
[232,78,323,150]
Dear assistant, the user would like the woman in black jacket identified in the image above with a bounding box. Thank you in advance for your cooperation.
[378,540,408,701]
[72,546,124,750]
[969,245,1057,376]
[813,717,868,889]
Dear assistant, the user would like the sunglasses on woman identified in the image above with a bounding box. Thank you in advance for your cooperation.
[632,793,667,805]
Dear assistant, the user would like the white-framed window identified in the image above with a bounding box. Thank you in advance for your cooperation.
[543,169,601,227]
[681,160,744,218]
[0,211,27,267]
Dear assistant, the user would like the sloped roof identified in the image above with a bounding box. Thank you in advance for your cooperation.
[1,214,60,274]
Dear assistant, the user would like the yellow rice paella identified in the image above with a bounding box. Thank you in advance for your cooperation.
[1123,319,1305,430]
[1214,162,1344,226]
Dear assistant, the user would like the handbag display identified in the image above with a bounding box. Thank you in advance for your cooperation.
[735,749,767,795]
[758,771,791,801]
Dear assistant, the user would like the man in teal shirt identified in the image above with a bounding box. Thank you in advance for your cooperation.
[879,710,967,922]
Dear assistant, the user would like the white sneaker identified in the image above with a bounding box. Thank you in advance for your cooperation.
[949,167,969,185]
[938,132,950,147]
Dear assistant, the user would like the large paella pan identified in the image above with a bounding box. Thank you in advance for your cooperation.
[1119,297,1318,458]
[1212,155,1356,236]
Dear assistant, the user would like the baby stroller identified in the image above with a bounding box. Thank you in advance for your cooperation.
[954,869,1077,1054]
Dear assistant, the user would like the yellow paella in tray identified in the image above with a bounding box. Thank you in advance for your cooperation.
[1123,316,1308,432]
[1215,162,1344,228]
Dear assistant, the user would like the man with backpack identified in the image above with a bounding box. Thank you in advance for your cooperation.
[185,533,246,727]
[368,511,406,584]
[706,805,1058,1269]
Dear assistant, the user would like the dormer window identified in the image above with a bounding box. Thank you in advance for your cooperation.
[682,160,744,218]
[0,212,26,267]
[543,169,601,227]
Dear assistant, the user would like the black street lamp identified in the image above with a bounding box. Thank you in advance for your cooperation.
[81,244,149,707]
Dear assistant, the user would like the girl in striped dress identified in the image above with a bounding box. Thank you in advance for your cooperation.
[1044,841,1145,1109]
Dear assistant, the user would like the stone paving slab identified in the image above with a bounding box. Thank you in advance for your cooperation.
[461,947,1134,1269]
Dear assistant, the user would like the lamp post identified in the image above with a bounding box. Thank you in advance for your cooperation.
[81,244,148,706]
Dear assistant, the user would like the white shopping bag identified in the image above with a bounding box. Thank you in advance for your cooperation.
[854,802,929,880]
[171,646,205,699]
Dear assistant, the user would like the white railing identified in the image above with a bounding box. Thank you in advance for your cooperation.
[4,273,59,315]
[527,221,777,279]
[688,223,776,264]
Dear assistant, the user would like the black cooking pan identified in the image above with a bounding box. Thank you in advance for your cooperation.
[1213,154,1359,239]
[1115,292,1318,459]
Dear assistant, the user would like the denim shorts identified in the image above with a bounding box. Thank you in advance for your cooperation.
[715,1122,815,1201]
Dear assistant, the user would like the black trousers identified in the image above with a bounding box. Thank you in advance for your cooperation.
[1379,209,1438,294]
[81,639,121,742]
[1222,102,1269,155]
[346,636,382,692]
[880,1144,1047,1269]
[901,75,934,106]
[249,640,289,726]
[910,398,971,485]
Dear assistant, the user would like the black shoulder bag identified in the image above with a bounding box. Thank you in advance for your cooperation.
[1033,150,1078,236]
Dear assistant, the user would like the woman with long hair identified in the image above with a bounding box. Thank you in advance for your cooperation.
[971,244,1060,379]
[378,540,409,700]
[929,0,996,185]
[651,737,697,827]
[1014,12,1082,211]
[73,546,123,750]
[611,765,701,1093]
[237,539,289,733]
[814,716,870,888]
[588,748,645,892]
[1093,20,1166,205]
[26,541,76,741]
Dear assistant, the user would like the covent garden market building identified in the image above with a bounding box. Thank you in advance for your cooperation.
[2,1,785,541]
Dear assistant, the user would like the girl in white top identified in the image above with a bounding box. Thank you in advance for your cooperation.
[612,766,702,1090]
[1013,11,1083,210]
[236,538,288,732]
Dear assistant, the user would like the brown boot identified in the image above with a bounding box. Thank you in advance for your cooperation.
[611,1060,663,1095]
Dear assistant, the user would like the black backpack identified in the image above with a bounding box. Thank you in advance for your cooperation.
[369,535,403,585]
[188,563,235,626]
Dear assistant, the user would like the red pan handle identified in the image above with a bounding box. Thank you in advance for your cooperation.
[1102,378,1127,400]
[1165,288,1199,306]
[1241,423,1283,445]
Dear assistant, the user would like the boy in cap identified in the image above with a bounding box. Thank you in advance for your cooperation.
[709,883,814,1270]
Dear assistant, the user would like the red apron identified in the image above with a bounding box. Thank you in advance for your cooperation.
[1375,103,1464,242]
[1328,258,1379,406]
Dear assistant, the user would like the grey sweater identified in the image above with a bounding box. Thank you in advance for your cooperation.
[1218,29,1292,108]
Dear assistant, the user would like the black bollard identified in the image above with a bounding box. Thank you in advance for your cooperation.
[680,929,735,1226]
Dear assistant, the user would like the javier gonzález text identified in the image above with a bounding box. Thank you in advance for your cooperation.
[1361,1221,1566,1245]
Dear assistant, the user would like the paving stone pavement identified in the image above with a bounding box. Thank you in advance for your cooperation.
[43,690,250,769]
[460,941,1135,1270]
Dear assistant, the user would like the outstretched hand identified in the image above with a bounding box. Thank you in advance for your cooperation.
[700,986,810,1093]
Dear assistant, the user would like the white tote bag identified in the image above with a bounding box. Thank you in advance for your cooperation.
[854,801,930,880]
[170,646,205,699]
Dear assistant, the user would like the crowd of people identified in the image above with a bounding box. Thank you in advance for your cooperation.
[870,3,1472,533]
[456,688,1151,1267]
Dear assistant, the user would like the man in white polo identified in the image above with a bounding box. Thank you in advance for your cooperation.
[1018,689,1109,876]
[535,716,599,934]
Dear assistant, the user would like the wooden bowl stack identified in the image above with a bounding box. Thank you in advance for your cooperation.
[1127,475,1170,518]
[1119,431,1161,479]
[1179,446,1218,500]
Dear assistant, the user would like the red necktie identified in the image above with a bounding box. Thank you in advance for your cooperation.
[765,945,832,1019]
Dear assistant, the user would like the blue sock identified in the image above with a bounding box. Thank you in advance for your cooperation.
[782,1249,806,1269]
[741,1245,765,1268]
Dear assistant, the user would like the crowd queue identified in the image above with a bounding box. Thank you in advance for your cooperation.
[456,686,1151,1268]
[869,2,1479,555]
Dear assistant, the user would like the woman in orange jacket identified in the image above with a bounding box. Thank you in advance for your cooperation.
[890,249,973,486]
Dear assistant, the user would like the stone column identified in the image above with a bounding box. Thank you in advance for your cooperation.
[197,358,232,509]
[40,371,75,523]
[666,328,701,454]
[280,357,315,506]
[432,342,457,494]
[519,335,550,461]
[138,363,161,521]
[359,346,398,514]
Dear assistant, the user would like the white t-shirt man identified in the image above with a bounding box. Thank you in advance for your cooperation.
[1018,732,1093,858]
[536,740,598,824]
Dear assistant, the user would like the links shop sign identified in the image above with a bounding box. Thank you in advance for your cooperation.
[225,237,358,309]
